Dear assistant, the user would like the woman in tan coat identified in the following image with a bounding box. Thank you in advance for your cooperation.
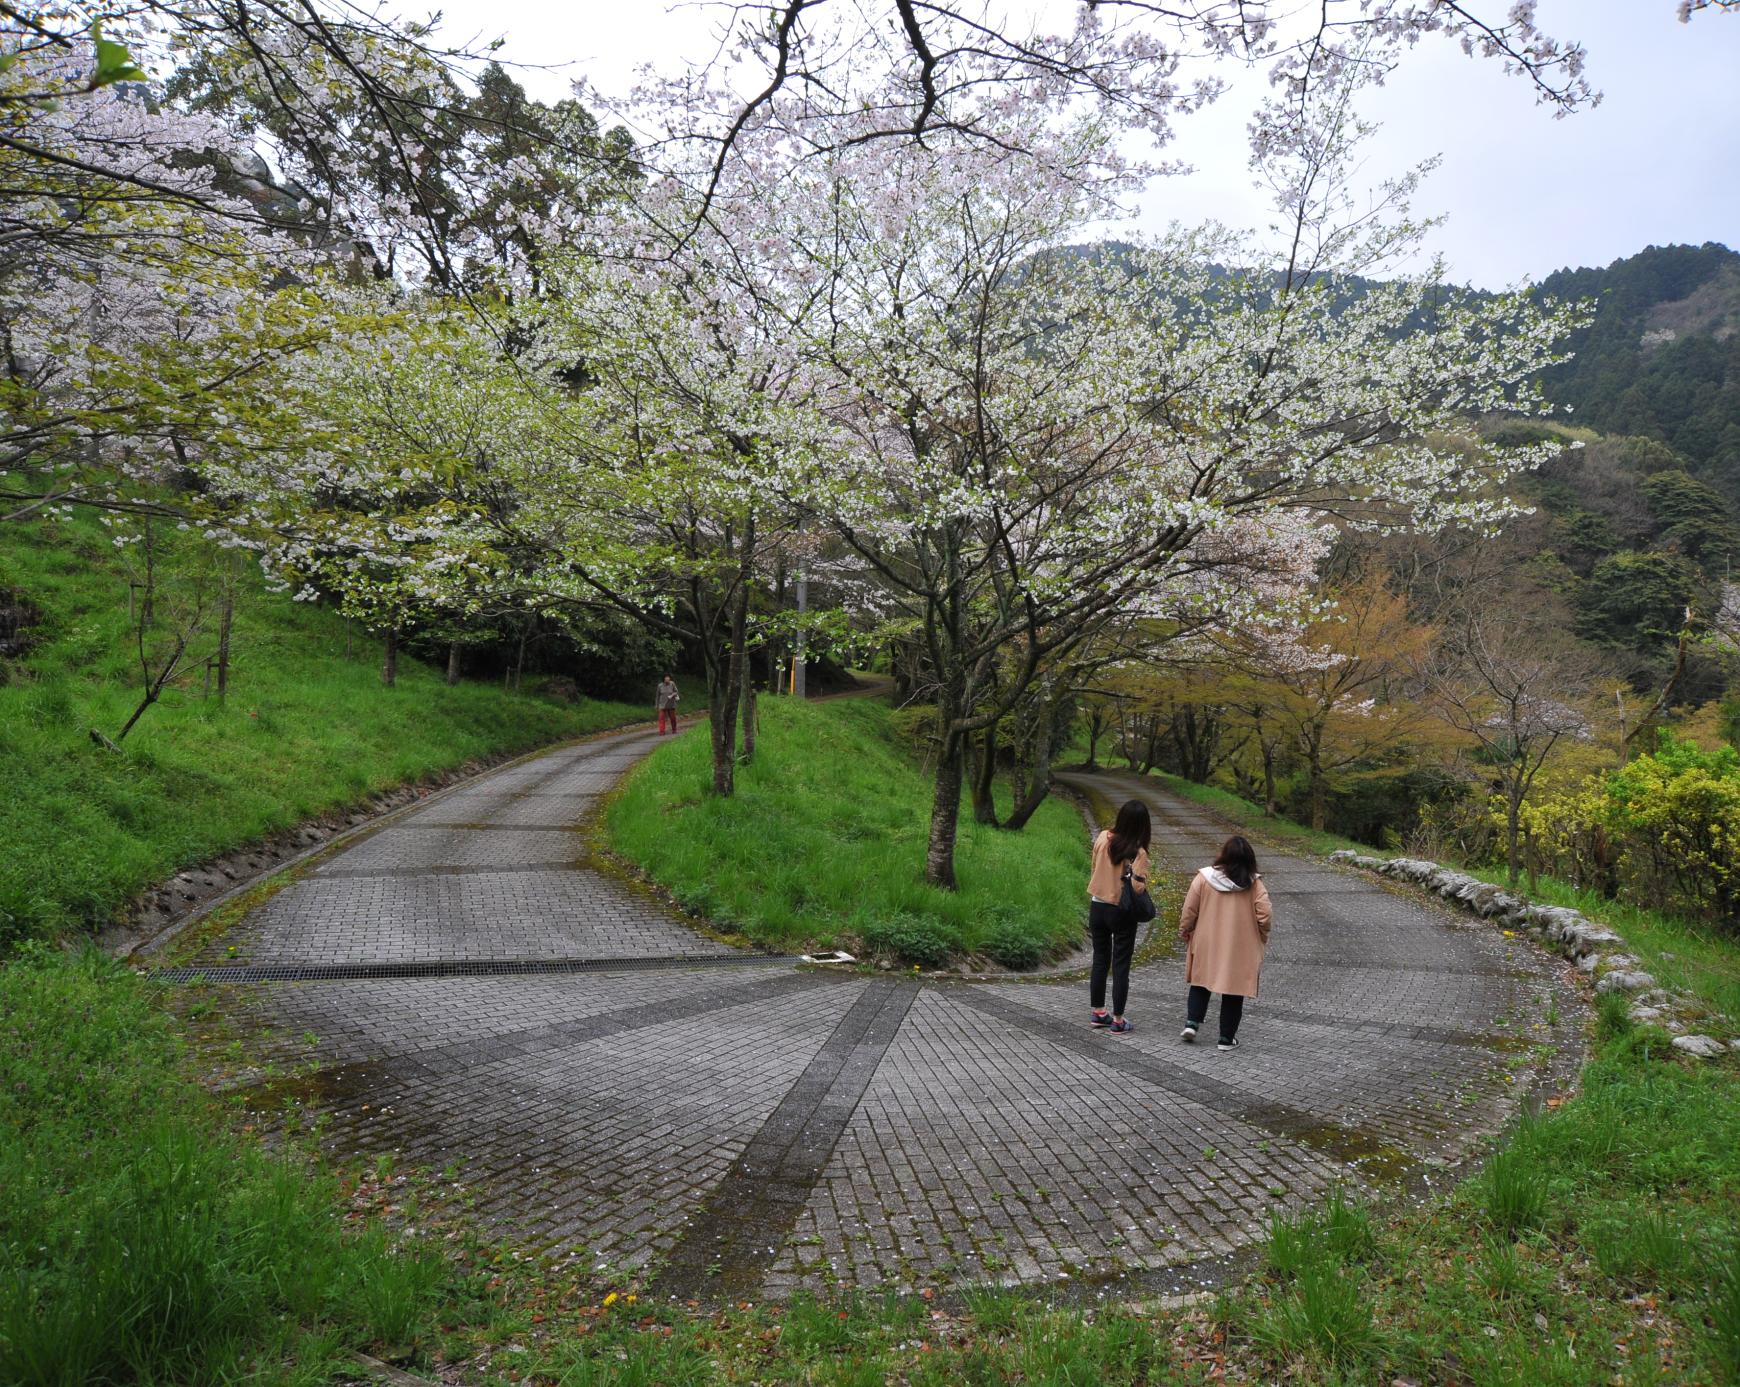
[1178,835,1272,1051]
[1086,800,1151,1035]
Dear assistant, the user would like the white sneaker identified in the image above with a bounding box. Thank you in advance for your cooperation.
[1180,1024,1198,1043]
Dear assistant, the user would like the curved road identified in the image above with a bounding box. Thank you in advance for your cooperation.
[177,729,1582,1302]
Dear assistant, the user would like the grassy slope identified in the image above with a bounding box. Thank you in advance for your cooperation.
[0,515,643,942]
[607,697,1088,965]
[0,947,460,1384]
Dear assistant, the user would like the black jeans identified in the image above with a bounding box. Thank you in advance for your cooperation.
[1186,985,1245,1041]
[1089,901,1138,1016]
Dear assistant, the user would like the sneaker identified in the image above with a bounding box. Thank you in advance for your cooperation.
[1217,1037,1239,1051]
[1090,1010,1112,1028]
[1108,1018,1134,1034]
[1180,1024,1198,1043]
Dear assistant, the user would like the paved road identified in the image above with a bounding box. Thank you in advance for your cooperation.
[181,731,1583,1302]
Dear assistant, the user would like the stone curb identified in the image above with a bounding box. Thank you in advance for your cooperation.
[1327,850,1736,1062]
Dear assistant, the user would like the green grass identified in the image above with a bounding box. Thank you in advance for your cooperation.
[0,947,455,1384]
[606,697,1089,965]
[0,513,644,943]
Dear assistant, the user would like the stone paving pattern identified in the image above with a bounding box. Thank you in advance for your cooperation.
[190,730,1583,1302]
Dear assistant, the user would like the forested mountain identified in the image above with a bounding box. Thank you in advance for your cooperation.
[1533,242,1740,502]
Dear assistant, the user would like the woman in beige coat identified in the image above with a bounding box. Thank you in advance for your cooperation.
[1178,835,1272,1051]
[1086,800,1151,1035]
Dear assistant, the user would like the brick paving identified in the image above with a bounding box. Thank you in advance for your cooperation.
[182,732,1583,1304]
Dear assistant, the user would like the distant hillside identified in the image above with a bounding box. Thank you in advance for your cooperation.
[1065,239,1740,503]
[1534,243,1740,501]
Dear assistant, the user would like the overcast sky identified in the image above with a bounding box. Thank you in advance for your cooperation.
[435,0,1738,290]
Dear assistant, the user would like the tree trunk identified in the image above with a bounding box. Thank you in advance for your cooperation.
[115,636,187,742]
[215,582,233,699]
[446,640,461,686]
[1505,783,1523,887]
[1140,719,1163,775]
[139,517,156,630]
[1304,727,1326,830]
[1261,740,1279,817]
[1004,699,1058,832]
[708,666,742,796]
[381,628,398,688]
[513,617,531,693]
[925,733,965,889]
[740,632,757,764]
[1085,712,1101,770]
[969,722,999,825]
[707,578,751,796]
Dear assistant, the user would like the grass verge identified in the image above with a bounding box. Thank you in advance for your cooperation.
[606,697,1088,966]
[0,947,456,1385]
[0,513,645,944]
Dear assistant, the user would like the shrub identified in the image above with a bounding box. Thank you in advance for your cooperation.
[861,913,954,968]
[983,919,1047,970]
[1522,732,1740,930]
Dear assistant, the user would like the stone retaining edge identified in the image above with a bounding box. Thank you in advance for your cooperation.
[1327,850,1736,1062]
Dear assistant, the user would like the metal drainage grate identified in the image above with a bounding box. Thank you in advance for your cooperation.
[144,952,796,984]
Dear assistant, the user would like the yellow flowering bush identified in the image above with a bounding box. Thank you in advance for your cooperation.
[1518,733,1740,929]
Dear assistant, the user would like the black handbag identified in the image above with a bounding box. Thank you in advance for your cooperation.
[1119,863,1158,924]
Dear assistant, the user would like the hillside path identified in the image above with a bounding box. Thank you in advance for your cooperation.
[172,731,1583,1303]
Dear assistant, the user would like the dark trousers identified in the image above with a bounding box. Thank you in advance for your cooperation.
[1089,901,1138,1016]
[1187,985,1245,1041]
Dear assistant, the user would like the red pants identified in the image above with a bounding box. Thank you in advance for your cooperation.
[658,708,677,733]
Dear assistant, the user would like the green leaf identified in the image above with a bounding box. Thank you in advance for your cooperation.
[90,24,148,86]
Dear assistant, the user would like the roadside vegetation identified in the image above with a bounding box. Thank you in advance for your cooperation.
[607,697,1089,967]
[0,947,459,1384]
[0,514,644,945]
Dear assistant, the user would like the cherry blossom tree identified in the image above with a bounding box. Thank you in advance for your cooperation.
[504,231,838,795]
[620,0,1732,223]
[713,70,1584,886]
[1,7,631,532]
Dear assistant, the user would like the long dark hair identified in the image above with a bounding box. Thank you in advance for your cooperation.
[1213,835,1258,890]
[1108,800,1151,865]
